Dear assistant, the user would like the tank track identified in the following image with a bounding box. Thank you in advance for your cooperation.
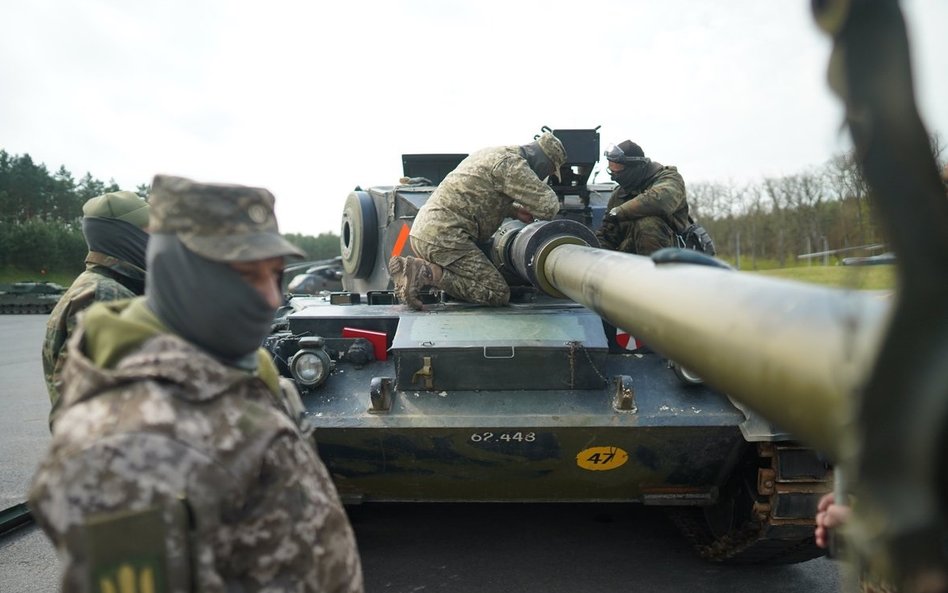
[669,442,832,564]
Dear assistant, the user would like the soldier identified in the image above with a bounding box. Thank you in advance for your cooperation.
[389,131,567,309]
[42,190,150,425]
[29,175,363,593]
[596,140,691,255]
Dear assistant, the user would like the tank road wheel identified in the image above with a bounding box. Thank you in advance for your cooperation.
[340,191,378,280]
[669,443,831,564]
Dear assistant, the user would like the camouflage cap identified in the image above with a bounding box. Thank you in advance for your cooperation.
[148,174,304,262]
[536,132,568,181]
[83,191,150,228]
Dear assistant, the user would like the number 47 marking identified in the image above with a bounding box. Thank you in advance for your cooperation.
[587,450,617,464]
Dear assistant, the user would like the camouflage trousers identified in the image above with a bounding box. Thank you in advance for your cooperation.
[596,215,677,255]
[410,236,509,306]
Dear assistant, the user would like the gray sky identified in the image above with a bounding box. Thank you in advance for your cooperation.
[2,0,945,235]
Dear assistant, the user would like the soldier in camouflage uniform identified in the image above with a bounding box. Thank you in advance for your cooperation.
[389,131,567,309]
[596,140,691,255]
[42,190,150,425]
[29,175,363,593]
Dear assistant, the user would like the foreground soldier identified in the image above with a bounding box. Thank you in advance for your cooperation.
[29,175,363,593]
[596,140,691,255]
[42,190,150,424]
[389,131,566,309]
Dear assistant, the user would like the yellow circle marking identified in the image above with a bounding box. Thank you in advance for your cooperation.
[576,446,629,471]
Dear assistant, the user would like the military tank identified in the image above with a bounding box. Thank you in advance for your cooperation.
[284,256,345,295]
[0,281,65,314]
[265,127,831,564]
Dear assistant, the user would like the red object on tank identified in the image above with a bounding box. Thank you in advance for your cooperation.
[342,327,388,361]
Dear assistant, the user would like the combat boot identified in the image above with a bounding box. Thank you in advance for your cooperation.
[388,256,435,310]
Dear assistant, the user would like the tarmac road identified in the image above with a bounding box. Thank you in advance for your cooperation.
[0,315,843,593]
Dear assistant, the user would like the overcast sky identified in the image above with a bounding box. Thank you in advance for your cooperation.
[2,0,945,235]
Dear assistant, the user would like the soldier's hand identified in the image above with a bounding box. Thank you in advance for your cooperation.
[598,222,618,242]
[814,492,851,549]
[603,207,621,224]
[600,208,621,237]
[513,206,535,223]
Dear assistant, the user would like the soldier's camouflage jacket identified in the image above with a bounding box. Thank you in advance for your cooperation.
[42,251,146,416]
[29,298,363,593]
[604,166,690,232]
[410,146,559,249]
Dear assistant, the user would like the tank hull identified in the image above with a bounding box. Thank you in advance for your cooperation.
[302,333,746,503]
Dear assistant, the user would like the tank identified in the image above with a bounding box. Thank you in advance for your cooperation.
[265,127,832,564]
[284,256,345,295]
[0,281,65,314]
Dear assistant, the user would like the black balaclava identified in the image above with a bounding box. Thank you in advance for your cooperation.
[146,234,275,369]
[520,141,554,181]
[82,216,149,271]
[609,159,664,192]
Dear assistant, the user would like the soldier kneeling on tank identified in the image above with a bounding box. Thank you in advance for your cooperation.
[389,131,567,310]
[596,139,694,255]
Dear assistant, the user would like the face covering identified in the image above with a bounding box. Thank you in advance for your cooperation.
[609,159,663,192]
[520,141,553,181]
[82,217,149,271]
[146,234,276,368]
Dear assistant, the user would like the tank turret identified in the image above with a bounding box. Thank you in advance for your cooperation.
[338,127,612,295]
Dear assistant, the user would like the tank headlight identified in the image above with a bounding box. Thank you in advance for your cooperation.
[290,348,332,387]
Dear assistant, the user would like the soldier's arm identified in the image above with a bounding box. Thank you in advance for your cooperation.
[497,157,560,221]
[613,171,685,221]
[229,434,364,593]
[42,285,97,401]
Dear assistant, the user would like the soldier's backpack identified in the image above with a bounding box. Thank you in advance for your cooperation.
[677,222,716,256]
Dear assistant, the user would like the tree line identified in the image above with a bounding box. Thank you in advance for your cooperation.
[0,150,341,275]
[4,141,942,276]
[688,137,943,269]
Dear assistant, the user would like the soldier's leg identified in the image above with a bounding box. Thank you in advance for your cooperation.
[615,221,638,254]
[413,238,509,306]
[388,252,444,310]
[440,250,510,306]
[630,216,676,255]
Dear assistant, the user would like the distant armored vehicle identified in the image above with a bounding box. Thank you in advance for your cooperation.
[285,256,344,295]
[264,128,830,564]
[0,281,64,314]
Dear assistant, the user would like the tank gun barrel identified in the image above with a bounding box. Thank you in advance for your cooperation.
[500,219,890,460]
[544,244,891,461]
